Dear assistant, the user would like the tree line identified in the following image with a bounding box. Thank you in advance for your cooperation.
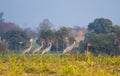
[80,18,120,56]
[0,12,120,56]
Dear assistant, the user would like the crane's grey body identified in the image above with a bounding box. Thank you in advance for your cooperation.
[32,41,43,54]
[42,42,52,54]
[22,38,33,54]
[63,41,76,54]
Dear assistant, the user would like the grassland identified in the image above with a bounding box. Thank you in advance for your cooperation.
[0,52,120,76]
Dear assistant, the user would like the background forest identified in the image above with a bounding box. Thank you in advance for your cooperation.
[0,12,120,56]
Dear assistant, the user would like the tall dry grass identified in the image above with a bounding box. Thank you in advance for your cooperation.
[0,52,120,76]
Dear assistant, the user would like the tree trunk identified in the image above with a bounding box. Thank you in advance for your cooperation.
[56,39,58,54]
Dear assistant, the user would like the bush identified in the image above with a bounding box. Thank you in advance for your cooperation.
[0,40,9,55]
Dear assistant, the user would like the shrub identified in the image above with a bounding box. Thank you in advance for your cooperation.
[0,40,9,55]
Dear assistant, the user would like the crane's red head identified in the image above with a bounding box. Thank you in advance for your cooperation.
[74,40,76,42]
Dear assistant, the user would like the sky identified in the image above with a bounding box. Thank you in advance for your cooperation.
[0,0,120,29]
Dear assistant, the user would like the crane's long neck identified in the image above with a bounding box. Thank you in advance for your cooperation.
[29,42,33,49]
[49,42,52,47]
[48,42,52,49]
[39,42,43,49]
[71,41,76,47]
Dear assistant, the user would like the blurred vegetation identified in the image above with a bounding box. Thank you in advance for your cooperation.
[0,53,120,76]
[1,12,120,56]
[0,40,9,55]
[0,12,33,53]
[80,18,120,56]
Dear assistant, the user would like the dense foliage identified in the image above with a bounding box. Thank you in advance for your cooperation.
[0,12,32,52]
[38,27,71,51]
[3,29,29,51]
[1,12,120,56]
[84,18,120,55]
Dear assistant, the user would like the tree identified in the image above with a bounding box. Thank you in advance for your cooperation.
[0,22,20,33]
[24,28,38,38]
[39,19,53,31]
[38,19,55,49]
[3,29,29,52]
[88,18,113,34]
[85,33,117,55]
[54,30,63,52]
[0,12,21,34]
[59,27,69,49]
[79,40,85,53]
[39,30,55,41]
[85,18,120,55]
[113,25,120,53]
[38,29,55,50]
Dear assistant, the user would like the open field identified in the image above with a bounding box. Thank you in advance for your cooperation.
[0,52,120,76]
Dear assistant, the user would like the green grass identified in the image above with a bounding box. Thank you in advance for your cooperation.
[0,51,120,76]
